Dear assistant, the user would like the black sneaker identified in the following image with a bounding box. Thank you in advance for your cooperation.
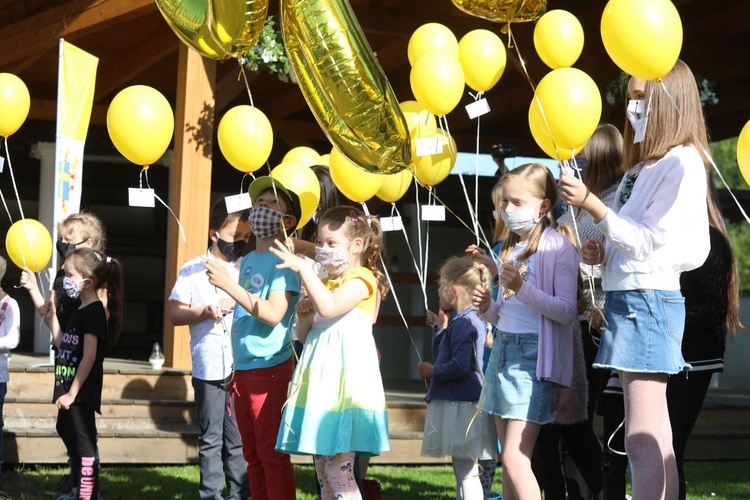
[45,474,76,497]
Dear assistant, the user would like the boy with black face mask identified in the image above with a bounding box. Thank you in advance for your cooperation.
[169,201,251,500]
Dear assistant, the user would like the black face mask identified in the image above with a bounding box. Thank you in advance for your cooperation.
[56,240,85,259]
[216,236,248,261]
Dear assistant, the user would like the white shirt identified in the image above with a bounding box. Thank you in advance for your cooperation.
[497,246,540,334]
[597,145,709,291]
[0,295,20,383]
[169,254,239,381]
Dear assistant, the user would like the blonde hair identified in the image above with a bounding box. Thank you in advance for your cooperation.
[490,178,506,244]
[0,255,6,282]
[319,206,390,298]
[498,163,558,262]
[59,212,107,252]
[439,256,492,295]
[623,60,711,171]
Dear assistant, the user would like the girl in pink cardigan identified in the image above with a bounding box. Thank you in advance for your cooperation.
[474,163,579,500]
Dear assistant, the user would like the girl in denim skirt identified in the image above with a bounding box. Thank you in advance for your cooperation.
[474,162,579,500]
[559,60,711,500]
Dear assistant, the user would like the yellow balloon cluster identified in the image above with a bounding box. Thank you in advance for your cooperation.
[329,147,384,203]
[0,73,30,137]
[529,68,601,159]
[271,162,321,228]
[451,0,547,26]
[601,0,682,81]
[5,219,52,273]
[458,30,507,93]
[737,121,750,187]
[282,0,410,174]
[534,10,584,70]
[155,0,269,60]
[107,86,175,167]
[218,105,273,173]
[407,24,458,65]
[412,134,458,187]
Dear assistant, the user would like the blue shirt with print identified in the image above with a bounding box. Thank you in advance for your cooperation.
[231,250,300,370]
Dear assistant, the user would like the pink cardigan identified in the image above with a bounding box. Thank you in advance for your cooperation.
[483,227,578,387]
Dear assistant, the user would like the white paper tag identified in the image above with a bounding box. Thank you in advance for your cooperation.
[225,192,252,213]
[633,116,648,143]
[466,98,491,119]
[421,205,446,221]
[128,188,155,208]
[380,216,404,232]
[416,136,444,157]
[0,155,4,173]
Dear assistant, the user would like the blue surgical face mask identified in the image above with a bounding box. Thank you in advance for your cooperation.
[62,276,88,299]
[501,200,544,235]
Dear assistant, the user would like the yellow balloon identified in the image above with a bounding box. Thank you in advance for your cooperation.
[451,0,547,26]
[155,0,269,60]
[533,68,601,151]
[534,10,584,70]
[282,147,320,167]
[5,219,52,273]
[107,86,174,167]
[318,154,331,166]
[737,120,750,187]
[0,73,30,137]
[270,162,321,228]
[399,101,438,140]
[282,0,410,174]
[528,102,581,161]
[601,0,682,81]
[410,51,465,117]
[412,133,457,187]
[407,23,459,66]
[329,147,384,203]
[458,29,507,93]
[217,105,273,173]
[376,169,413,204]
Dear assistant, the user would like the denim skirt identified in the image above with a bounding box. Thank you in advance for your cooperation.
[478,332,556,425]
[594,290,688,374]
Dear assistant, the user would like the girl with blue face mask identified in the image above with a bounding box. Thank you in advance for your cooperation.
[473,162,580,500]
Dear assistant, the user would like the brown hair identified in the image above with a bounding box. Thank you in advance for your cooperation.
[439,256,492,296]
[59,212,107,252]
[497,163,558,262]
[319,206,390,298]
[66,248,124,345]
[705,176,742,335]
[623,60,711,171]
[583,124,624,196]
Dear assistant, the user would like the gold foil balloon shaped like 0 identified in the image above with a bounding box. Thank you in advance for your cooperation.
[282,0,411,174]
[451,0,547,26]
[155,0,269,60]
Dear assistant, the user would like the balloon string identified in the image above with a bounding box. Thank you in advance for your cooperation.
[658,80,750,225]
[0,139,15,225]
[424,188,432,300]
[392,204,430,310]
[439,116,481,246]
[474,92,482,246]
[240,173,255,195]
[238,58,255,108]
[413,176,429,309]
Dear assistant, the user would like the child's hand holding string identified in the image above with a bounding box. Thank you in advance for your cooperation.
[39,299,55,321]
[205,259,234,291]
[417,361,434,379]
[56,392,75,410]
[270,239,307,274]
[295,298,316,322]
[581,239,605,265]
[472,285,491,314]
[19,267,37,290]
[498,262,523,295]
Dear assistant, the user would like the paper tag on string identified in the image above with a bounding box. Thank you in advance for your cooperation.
[0,155,4,173]
[225,192,252,213]
[466,98,491,119]
[380,216,404,232]
[416,136,443,157]
[421,205,446,221]
[128,188,155,208]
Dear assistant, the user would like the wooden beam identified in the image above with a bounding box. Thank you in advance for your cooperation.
[215,67,257,113]
[0,0,156,67]
[94,29,179,101]
[29,98,109,124]
[163,45,217,369]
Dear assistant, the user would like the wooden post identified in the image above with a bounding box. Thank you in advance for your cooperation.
[163,45,216,369]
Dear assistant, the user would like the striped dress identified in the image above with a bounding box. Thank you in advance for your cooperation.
[276,267,390,457]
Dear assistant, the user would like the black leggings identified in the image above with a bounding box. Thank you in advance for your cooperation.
[57,403,99,499]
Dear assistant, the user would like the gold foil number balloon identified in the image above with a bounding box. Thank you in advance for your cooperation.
[451,0,547,27]
[282,0,411,174]
[155,0,269,60]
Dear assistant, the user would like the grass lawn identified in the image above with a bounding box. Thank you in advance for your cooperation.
[0,461,748,499]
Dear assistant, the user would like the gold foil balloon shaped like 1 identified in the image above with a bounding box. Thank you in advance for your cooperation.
[451,0,547,27]
[281,0,411,174]
[155,0,269,60]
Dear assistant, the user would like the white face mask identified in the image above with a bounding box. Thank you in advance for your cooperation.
[501,200,543,236]
[315,246,350,277]
[626,99,648,144]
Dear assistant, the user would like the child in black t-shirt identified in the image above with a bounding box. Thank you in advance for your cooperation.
[40,247,123,499]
